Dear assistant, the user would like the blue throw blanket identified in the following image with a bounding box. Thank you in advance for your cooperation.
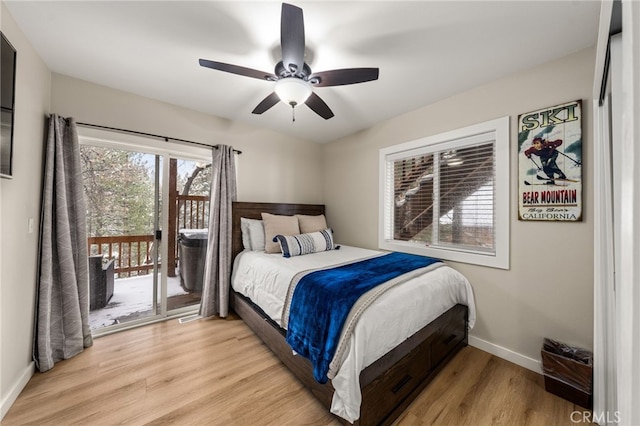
[285,252,441,383]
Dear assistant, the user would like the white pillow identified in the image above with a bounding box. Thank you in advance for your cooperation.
[240,218,265,251]
[240,218,253,250]
[273,229,335,258]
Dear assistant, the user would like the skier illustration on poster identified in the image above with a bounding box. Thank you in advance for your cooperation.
[518,100,583,221]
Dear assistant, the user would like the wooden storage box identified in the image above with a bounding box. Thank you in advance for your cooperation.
[541,338,592,409]
[543,374,592,409]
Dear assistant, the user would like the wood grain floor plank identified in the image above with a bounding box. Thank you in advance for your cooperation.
[3,316,591,426]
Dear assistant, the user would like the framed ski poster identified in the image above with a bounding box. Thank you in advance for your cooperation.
[518,100,583,221]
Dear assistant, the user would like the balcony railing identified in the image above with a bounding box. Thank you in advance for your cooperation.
[176,194,209,230]
[88,194,210,279]
[88,235,155,278]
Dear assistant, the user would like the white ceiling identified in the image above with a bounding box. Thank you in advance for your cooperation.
[5,1,601,143]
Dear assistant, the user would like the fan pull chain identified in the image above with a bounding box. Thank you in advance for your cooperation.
[291,102,297,122]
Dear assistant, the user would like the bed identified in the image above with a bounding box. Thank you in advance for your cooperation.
[229,202,475,425]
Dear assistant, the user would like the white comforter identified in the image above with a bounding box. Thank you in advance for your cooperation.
[231,246,476,423]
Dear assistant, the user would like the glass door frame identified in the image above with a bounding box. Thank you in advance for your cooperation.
[79,127,211,336]
[162,152,212,317]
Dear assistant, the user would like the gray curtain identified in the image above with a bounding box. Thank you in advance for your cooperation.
[200,145,237,318]
[34,115,92,372]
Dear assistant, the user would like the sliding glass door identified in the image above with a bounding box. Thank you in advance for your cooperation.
[79,131,211,334]
[165,156,211,311]
[81,144,165,331]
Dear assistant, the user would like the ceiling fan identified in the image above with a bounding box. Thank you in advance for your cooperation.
[199,2,379,120]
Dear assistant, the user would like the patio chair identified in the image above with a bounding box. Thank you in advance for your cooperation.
[89,255,115,310]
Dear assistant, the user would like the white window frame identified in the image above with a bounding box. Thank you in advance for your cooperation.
[379,116,510,269]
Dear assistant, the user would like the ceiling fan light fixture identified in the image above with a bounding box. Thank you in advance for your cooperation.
[199,3,378,120]
[275,77,312,106]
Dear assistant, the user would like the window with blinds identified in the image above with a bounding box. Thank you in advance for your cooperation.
[379,117,509,269]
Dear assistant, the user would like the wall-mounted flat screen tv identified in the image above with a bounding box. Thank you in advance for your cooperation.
[1,31,17,178]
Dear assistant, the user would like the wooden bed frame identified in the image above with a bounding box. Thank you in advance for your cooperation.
[229,202,468,426]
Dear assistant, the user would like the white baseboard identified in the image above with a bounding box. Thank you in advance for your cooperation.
[469,335,542,374]
[1,361,35,420]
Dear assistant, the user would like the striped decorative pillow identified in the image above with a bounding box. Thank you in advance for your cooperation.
[273,229,335,258]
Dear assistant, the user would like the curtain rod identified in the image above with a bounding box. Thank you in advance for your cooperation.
[75,121,242,155]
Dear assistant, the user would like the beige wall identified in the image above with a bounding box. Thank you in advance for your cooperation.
[51,74,324,205]
[322,47,595,366]
[0,2,51,417]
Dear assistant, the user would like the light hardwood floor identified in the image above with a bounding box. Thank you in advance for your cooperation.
[4,315,590,425]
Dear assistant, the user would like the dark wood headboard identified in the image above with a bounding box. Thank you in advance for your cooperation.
[231,202,325,260]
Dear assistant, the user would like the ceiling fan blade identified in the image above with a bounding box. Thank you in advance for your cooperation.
[252,92,281,115]
[305,92,334,120]
[199,59,276,81]
[309,68,379,87]
[280,3,305,75]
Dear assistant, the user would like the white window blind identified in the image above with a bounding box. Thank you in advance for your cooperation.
[379,117,509,269]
